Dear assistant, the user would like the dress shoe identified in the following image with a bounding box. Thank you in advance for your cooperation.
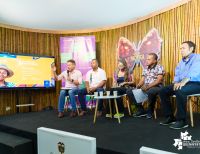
[170,120,189,130]
[160,116,176,126]
[146,113,153,119]
[79,110,87,116]
[133,110,147,118]
[58,112,64,118]
[70,111,77,117]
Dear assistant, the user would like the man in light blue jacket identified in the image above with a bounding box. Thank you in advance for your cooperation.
[159,41,200,129]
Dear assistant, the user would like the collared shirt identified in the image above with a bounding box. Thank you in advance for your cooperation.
[142,64,164,85]
[58,69,82,88]
[0,82,15,87]
[174,53,200,83]
[86,67,107,88]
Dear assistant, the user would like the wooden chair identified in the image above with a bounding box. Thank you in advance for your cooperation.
[154,95,178,119]
[106,94,132,116]
[170,94,200,127]
[141,96,159,119]
[65,94,95,114]
[187,94,200,127]
[154,94,200,127]
[65,95,80,115]
[86,94,95,110]
[122,94,132,116]
[153,97,159,119]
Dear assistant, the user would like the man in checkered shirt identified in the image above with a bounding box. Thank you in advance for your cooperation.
[126,53,165,119]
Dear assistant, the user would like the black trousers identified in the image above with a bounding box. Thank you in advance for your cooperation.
[106,87,128,113]
[78,88,104,111]
[159,82,200,121]
[126,86,162,113]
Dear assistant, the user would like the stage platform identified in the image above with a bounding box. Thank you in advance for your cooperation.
[0,110,200,154]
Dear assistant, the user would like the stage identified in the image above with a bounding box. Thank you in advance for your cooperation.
[0,110,200,154]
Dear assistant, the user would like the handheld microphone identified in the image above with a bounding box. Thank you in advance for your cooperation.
[67,70,69,77]
[90,73,92,83]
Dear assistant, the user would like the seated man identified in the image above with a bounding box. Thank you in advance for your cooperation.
[53,59,82,118]
[126,53,164,119]
[159,41,200,129]
[78,59,107,117]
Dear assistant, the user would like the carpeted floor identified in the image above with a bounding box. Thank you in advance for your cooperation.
[0,110,200,154]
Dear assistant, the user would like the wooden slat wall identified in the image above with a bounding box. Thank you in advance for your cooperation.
[0,0,200,115]
[0,30,61,115]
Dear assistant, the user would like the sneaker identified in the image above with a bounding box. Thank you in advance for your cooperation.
[133,111,147,118]
[160,116,176,126]
[106,114,112,118]
[114,113,124,118]
[146,113,152,119]
[169,120,189,130]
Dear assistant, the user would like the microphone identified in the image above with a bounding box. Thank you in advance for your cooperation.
[90,73,92,83]
[67,70,69,77]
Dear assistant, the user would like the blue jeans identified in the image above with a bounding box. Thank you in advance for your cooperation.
[78,88,104,111]
[58,88,79,112]
[159,82,200,121]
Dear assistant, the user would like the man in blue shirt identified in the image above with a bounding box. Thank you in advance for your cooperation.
[159,41,200,129]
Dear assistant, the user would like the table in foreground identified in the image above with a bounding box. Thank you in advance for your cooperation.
[93,95,122,124]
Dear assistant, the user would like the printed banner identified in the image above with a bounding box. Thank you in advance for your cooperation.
[60,36,96,87]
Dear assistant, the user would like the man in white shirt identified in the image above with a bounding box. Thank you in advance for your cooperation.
[78,59,107,117]
[53,59,82,118]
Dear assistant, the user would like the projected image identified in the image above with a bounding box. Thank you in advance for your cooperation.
[0,64,15,87]
[0,53,55,88]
